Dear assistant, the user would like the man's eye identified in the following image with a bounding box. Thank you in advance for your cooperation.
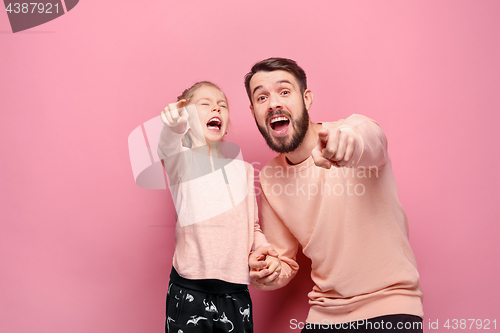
[257,96,266,102]
[282,90,290,95]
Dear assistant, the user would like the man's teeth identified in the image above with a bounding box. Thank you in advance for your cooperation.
[270,116,288,124]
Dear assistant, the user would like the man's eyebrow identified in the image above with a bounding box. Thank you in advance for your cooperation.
[252,80,294,96]
[276,79,293,86]
[252,85,264,97]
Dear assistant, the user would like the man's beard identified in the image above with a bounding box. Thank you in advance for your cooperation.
[255,104,310,154]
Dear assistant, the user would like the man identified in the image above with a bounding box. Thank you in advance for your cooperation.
[246,58,423,332]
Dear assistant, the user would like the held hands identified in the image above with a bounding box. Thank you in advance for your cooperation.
[161,99,190,134]
[249,245,281,286]
[265,255,281,281]
[312,128,357,169]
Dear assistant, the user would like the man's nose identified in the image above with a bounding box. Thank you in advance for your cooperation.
[268,94,282,111]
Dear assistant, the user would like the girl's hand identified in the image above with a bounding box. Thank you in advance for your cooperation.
[161,99,190,134]
[249,245,281,286]
[264,255,281,285]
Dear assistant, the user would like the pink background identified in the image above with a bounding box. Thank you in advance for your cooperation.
[1,0,499,332]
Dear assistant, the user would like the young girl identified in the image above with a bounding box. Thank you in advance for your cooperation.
[158,81,280,333]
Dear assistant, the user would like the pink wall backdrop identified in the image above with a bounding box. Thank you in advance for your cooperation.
[1,0,499,332]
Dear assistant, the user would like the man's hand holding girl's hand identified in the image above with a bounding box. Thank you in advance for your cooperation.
[249,245,281,287]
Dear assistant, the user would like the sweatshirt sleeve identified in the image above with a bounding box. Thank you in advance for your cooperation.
[245,162,269,250]
[157,124,190,181]
[253,210,269,251]
[253,182,300,290]
[335,114,388,168]
[252,187,269,250]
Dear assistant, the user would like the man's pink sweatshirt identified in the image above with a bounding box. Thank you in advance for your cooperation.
[258,114,423,323]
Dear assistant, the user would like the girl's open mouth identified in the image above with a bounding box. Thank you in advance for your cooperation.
[269,115,290,136]
[206,117,222,131]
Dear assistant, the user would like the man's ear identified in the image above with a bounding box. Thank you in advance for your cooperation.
[303,89,314,111]
[249,104,255,118]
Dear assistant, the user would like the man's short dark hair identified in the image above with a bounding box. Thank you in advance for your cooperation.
[244,57,307,104]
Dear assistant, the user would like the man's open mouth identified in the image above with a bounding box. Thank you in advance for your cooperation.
[269,115,290,136]
[207,117,222,131]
